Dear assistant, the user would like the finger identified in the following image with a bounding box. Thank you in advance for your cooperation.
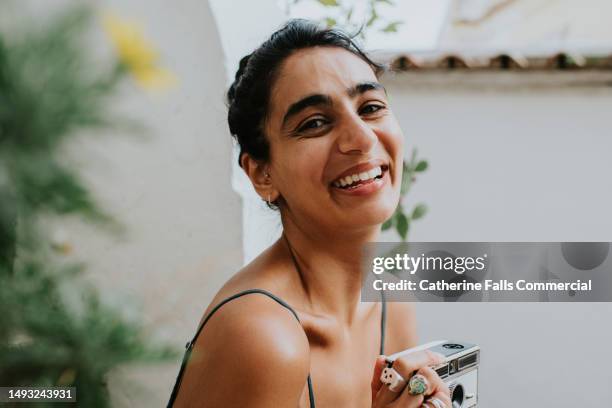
[395,367,448,407]
[373,351,445,408]
[416,366,447,397]
[391,350,445,380]
[373,377,404,407]
[374,362,412,407]
[423,390,452,408]
[395,390,425,408]
[371,355,387,404]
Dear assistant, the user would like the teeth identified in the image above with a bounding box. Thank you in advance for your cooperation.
[333,166,384,188]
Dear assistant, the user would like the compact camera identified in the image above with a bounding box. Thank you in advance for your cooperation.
[381,340,480,407]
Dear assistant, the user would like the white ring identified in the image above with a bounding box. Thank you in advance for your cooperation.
[387,367,406,392]
[388,374,406,392]
[428,397,445,408]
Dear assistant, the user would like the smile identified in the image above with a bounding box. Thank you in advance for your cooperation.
[330,164,389,194]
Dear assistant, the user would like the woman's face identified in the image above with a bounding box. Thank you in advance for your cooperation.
[265,46,404,234]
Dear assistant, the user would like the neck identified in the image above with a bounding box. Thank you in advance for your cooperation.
[279,213,380,325]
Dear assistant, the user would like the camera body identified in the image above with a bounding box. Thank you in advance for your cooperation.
[383,340,480,407]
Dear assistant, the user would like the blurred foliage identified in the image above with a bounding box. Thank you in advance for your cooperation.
[382,149,428,241]
[0,4,175,407]
[102,12,177,90]
[285,0,428,241]
[286,0,404,38]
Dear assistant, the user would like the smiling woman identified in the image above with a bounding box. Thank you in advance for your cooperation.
[168,19,450,408]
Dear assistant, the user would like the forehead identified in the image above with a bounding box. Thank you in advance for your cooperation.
[269,47,378,115]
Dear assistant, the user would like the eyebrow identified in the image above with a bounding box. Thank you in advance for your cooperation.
[348,81,386,98]
[281,81,386,127]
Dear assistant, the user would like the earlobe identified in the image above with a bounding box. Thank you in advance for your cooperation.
[240,153,278,203]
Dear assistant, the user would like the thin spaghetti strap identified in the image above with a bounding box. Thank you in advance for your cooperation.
[380,290,387,355]
[167,288,316,408]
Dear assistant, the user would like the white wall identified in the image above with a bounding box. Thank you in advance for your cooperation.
[76,0,242,343]
[382,74,612,242]
[208,0,287,264]
[382,72,612,407]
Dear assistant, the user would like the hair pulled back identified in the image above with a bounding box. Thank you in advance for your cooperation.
[226,19,383,168]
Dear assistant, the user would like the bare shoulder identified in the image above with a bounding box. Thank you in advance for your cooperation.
[207,239,292,305]
[385,301,418,353]
[173,291,311,407]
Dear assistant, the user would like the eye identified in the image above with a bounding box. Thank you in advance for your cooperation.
[359,103,385,115]
[297,117,329,133]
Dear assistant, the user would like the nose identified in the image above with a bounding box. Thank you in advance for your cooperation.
[336,111,377,154]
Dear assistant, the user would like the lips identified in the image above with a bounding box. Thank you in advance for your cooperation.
[332,165,383,189]
[330,160,389,190]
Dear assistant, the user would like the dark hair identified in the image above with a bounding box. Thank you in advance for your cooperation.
[227,19,384,170]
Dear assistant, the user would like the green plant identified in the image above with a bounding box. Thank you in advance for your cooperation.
[0,5,175,407]
[286,0,404,38]
[285,0,429,241]
[382,149,428,241]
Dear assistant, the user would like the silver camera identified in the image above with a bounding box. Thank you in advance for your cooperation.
[385,340,480,407]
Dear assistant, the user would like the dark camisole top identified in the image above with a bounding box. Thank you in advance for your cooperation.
[167,289,387,407]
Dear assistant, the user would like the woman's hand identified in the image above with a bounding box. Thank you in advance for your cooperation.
[371,351,451,408]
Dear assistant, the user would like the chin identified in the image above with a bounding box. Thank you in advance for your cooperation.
[338,197,399,230]
[372,201,398,225]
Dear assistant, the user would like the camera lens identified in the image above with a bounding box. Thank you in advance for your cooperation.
[451,383,464,407]
[443,343,465,350]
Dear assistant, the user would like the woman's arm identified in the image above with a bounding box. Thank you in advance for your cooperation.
[173,295,311,407]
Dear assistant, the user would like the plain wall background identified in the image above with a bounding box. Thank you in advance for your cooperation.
[383,72,612,407]
[77,1,245,405]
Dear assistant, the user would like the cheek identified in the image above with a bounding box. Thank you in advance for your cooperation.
[387,118,405,153]
[379,118,405,166]
[278,140,330,191]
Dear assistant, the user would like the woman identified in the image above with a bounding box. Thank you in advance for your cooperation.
[168,20,450,408]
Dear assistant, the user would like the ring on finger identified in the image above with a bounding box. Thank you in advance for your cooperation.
[381,366,407,392]
[427,397,445,408]
[408,374,429,396]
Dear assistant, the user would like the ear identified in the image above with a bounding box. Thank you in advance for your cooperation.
[240,153,278,202]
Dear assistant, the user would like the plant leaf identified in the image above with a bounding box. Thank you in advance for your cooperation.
[415,160,428,172]
[324,17,337,27]
[366,8,378,27]
[400,163,412,195]
[396,212,409,241]
[381,21,402,33]
[411,203,427,220]
[317,0,339,6]
[381,217,393,231]
[346,6,354,22]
